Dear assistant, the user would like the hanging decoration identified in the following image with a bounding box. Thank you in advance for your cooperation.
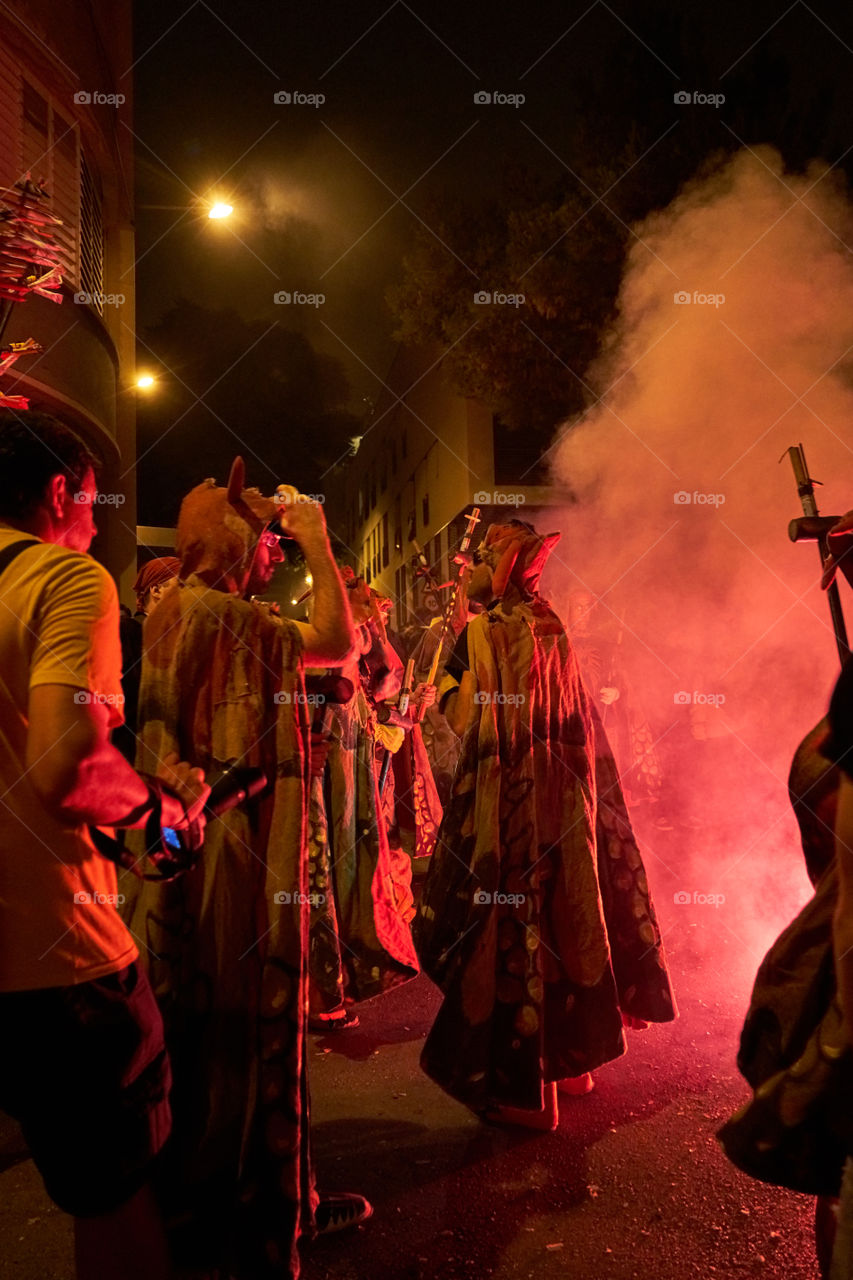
[0,173,64,408]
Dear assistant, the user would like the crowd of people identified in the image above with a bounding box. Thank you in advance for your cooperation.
[1,406,852,1280]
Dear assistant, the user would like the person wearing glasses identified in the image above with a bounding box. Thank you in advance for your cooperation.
[120,463,367,1279]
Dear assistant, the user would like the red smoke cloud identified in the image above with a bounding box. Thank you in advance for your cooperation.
[545,146,853,984]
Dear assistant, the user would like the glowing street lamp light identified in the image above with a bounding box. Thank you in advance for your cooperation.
[207,201,234,220]
[136,373,156,391]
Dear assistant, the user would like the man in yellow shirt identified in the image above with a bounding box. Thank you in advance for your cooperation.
[0,409,208,1280]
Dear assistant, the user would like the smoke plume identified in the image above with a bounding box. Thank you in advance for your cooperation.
[548,146,853,982]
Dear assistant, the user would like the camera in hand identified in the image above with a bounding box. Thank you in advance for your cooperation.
[157,765,268,874]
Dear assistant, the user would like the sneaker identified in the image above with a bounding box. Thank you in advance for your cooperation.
[314,1192,373,1236]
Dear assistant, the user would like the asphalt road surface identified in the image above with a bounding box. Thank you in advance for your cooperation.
[0,883,823,1280]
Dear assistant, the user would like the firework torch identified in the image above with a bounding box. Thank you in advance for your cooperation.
[786,443,849,666]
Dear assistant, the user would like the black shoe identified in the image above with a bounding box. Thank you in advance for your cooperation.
[314,1192,373,1236]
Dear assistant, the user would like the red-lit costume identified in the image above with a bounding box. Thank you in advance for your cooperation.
[415,521,676,1114]
[121,478,313,1279]
[718,719,850,1202]
[307,580,419,1019]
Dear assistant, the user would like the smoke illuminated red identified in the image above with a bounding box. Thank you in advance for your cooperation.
[545,146,853,992]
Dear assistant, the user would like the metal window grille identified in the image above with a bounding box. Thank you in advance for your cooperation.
[79,155,103,312]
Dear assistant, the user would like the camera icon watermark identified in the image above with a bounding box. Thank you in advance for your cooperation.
[473,289,525,307]
[274,691,327,706]
[473,90,525,107]
[74,291,125,307]
[274,290,325,307]
[72,690,125,707]
[73,90,126,106]
[274,487,326,506]
[473,889,525,905]
[673,290,725,307]
[74,490,126,506]
[673,90,725,108]
[473,691,526,705]
[273,890,326,905]
[673,491,725,507]
[673,690,726,707]
[273,90,325,107]
[673,889,726,908]
[473,491,526,507]
[74,889,126,906]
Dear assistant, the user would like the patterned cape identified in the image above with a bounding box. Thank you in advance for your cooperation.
[307,685,419,1014]
[717,719,853,1197]
[414,598,676,1112]
[120,578,313,1280]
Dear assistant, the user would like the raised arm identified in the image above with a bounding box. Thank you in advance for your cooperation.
[280,500,356,665]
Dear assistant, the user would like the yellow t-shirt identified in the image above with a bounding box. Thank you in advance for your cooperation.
[0,527,138,991]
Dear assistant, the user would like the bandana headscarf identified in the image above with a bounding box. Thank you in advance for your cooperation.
[477,519,561,599]
[132,556,181,611]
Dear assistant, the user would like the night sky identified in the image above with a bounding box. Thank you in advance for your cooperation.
[131,0,853,525]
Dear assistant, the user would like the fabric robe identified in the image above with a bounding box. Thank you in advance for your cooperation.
[120,578,313,1280]
[307,686,419,1014]
[415,598,676,1113]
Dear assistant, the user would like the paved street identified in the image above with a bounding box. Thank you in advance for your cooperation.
[0,870,823,1280]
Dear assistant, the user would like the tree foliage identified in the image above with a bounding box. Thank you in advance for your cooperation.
[387,2,849,439]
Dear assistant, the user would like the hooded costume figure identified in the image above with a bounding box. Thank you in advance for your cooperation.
[414,519,676,1114]
[306,572,420,1022]
[120,462,314,1280]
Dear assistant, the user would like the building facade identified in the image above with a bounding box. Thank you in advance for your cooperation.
[326,343,568,631]
[0,0,136,587]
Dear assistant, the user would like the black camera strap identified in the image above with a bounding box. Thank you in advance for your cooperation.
[0,537,40,579]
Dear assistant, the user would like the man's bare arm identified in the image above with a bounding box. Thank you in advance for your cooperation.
[443,669,475,739]
[280,501,356,665]
[27,685,208,829]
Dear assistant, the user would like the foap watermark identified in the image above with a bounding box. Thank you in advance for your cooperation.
[473,90,525,108]
[673,491,725,507]
[674,290,725,307]
[473,890,526,905]
[74,490,126,506]
[74,890,126,906]
[673,691,726,707]
[275,489,326,505]
[673,90,725,108]
[274,691,327,706]
[473,491,526,506]
[273,90,325,107]
[473,691,526,706]
[273,890,326,905]
[74,291,125,307]
[673,890,726,908]
[74,90,126,106]
[473,290,525,307]
[274,291,325,307]
[73,690,125,708]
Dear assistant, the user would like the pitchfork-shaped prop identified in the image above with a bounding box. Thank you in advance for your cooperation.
[785,443,849,667]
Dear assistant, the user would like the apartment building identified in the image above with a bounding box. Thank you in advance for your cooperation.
[326,343,567,630]
[0,0,136,586]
